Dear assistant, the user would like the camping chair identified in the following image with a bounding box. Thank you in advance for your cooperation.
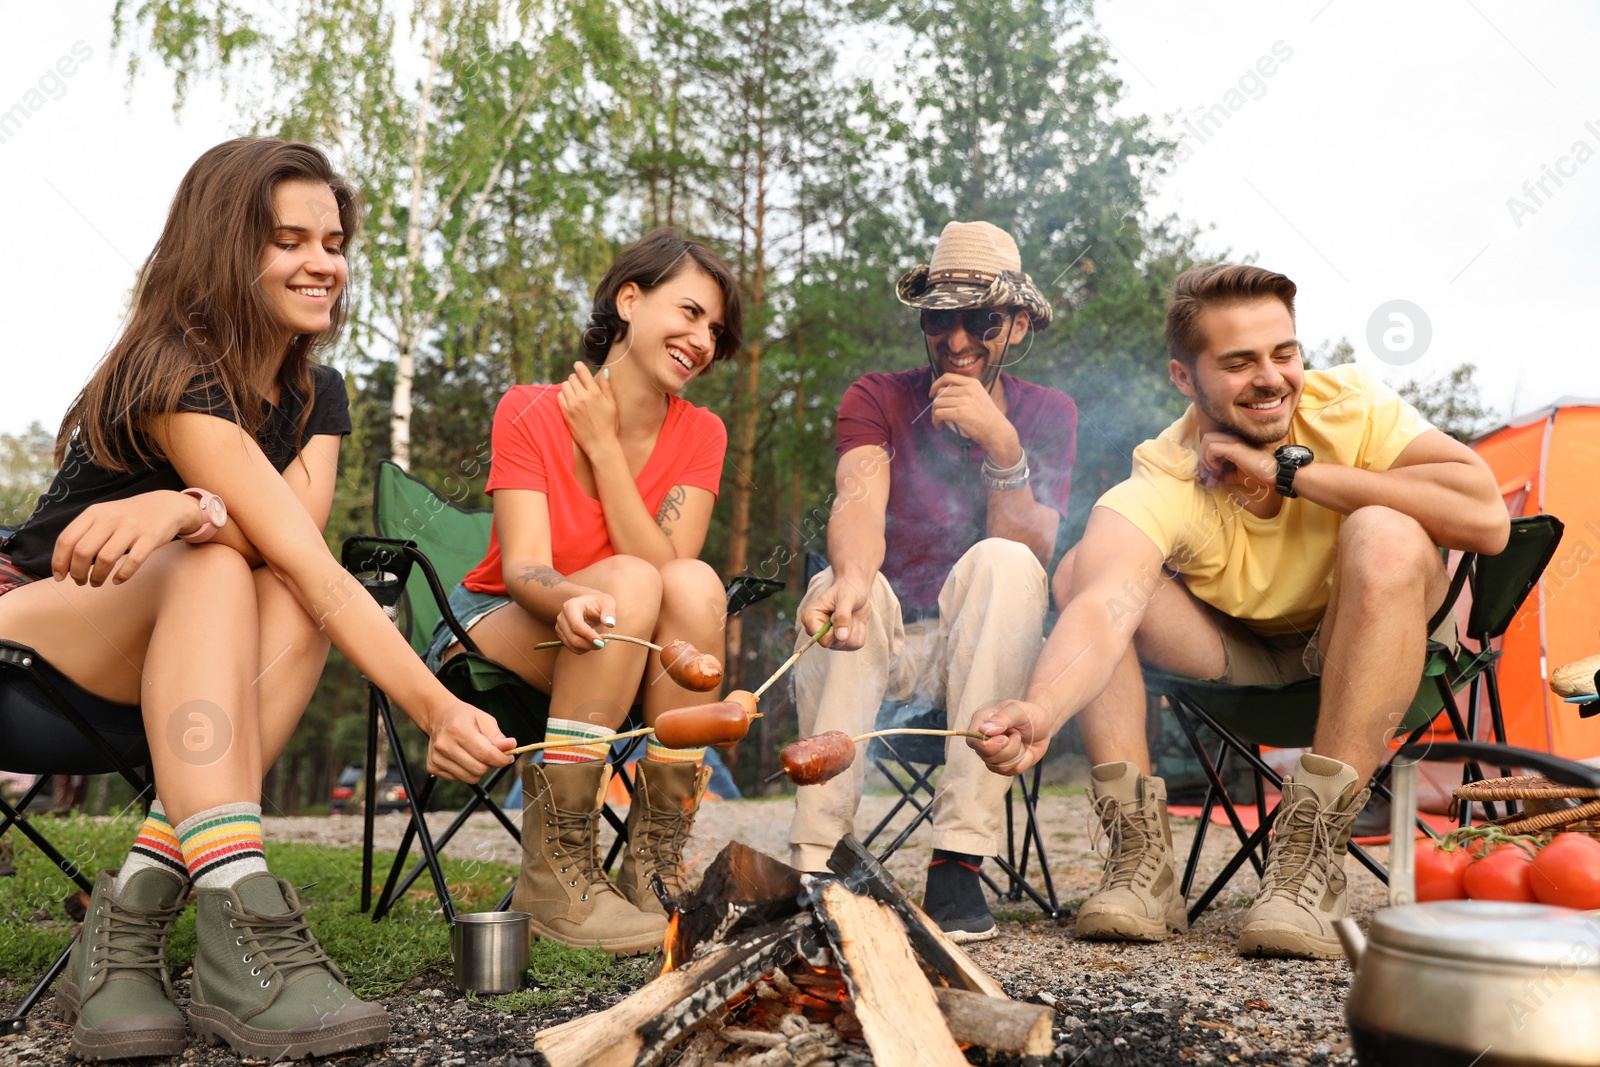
[348,461,781,922]
[798,552,1063,917]
[0,610,155,1033]
[1150,513,1564,925]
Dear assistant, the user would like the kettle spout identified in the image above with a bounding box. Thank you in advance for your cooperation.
[1333,918,1365,969]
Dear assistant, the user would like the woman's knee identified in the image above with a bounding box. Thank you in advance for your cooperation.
[659,558,722,608]
[157,543,258,612]
[584,554,663,625]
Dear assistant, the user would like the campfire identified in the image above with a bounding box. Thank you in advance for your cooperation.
[533,836,1053,1066]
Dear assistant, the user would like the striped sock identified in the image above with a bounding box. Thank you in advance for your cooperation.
[645,740,706,766]
[113,801,189,893]
[174,803,269,889]
[542,717,612,764]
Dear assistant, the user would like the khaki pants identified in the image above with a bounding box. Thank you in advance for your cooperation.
[788,538,1049,871]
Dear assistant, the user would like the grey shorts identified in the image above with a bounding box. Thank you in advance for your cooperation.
[423,584,513,673]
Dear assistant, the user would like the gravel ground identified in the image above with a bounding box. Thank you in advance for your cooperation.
[3,792,1379,1065]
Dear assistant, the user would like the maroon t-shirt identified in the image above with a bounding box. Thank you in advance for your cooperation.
[836,366,1077,616]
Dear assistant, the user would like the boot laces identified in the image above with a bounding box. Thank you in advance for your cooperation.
[553,804,615,892]
[225,897,341,985]
[635,801,693,896]
[1089,795,1160,891]
[1261,792,1344,904]
[94,897,183,985]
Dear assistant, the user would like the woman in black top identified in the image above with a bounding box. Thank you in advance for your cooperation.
[0,139,512,1060]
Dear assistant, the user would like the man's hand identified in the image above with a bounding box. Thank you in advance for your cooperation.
[966,699,1054,775]
[929,373,1021,463]
[800,574,874,651]
[558,361,622,462]
[426,699,517,782]
[555,592,618,653]
[1196,431,1276,493]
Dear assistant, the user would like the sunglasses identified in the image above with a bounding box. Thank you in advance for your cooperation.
[919,307,1015,342]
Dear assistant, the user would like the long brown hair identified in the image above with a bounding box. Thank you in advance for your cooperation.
[57,137,361,469]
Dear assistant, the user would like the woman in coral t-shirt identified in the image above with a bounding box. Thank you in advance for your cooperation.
[425,229,739,954]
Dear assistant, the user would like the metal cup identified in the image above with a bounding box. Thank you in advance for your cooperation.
[450,911,531,994]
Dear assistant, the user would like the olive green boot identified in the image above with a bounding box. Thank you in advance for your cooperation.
[188,874,389,1059]
[618,760,712,916]
[56,867,188,1060]
[1076,762,1188,942]
[511,759,669,955]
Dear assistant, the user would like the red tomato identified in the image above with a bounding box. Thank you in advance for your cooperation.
[1464,843,1537,903]
[1530,833,1600,910]
[1414,840,1471,901]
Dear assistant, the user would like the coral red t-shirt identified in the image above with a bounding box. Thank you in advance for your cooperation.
[461,385,727,595]
[836,367,1077,617]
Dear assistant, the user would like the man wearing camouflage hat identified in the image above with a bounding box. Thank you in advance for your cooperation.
[789,221,1078,941]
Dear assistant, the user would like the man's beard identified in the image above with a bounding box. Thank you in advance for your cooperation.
[1193,378,1294,447]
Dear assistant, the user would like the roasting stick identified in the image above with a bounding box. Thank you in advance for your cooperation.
[531,634,662,652]
[507,726,653,758]
[749,622,834,701]
[852,728,987,742]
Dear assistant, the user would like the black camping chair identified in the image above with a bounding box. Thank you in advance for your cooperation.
[0,555,156,1033]
[346,462,782,922]
[800,552,1063,917]
[1149,514,1564,925]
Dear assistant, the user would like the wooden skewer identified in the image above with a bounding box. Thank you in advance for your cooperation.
[851,728,987,743]
[750,622,833,701]
[531,633,663,653]
[507,726,653,757]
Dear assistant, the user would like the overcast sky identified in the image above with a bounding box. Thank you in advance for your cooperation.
[2,2,1596,438]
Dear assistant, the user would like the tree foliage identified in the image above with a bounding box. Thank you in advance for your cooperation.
[111,0,1207,799]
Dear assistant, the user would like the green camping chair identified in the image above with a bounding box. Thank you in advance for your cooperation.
[345,461,781,922]
[1148,513,1564,924]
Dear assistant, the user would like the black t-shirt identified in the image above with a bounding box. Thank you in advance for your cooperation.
[4,365,352,577]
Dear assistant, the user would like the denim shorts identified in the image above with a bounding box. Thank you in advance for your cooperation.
[423,583,513,672]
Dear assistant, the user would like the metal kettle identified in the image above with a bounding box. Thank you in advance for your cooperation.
[1337,741,1600,1067]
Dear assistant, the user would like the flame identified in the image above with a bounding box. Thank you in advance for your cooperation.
[661,912,681,973]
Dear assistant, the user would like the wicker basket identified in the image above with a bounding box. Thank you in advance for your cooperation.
[1454,774,1600,837]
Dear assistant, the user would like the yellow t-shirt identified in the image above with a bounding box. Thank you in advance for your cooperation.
[1095,365,1436,636]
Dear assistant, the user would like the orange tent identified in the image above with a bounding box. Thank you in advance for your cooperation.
[1471,400,1600,758]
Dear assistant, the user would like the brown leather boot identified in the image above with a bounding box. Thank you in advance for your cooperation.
[510,759,668,955]
[618,760,711,917]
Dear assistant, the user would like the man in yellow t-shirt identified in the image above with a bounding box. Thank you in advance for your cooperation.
[964,264,1510,961]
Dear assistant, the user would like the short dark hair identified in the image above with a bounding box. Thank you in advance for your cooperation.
[1165,264,1297,366]
[582,228,743,365]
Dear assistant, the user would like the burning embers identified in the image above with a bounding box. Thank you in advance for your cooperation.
[532,837,1053,1066]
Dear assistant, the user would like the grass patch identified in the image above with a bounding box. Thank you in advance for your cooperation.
[0,815,638,1008]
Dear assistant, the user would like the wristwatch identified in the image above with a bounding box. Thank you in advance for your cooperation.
[179,488,228,543]
[1273,445,1314,498]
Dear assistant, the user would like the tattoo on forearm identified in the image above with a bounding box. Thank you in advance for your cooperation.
[515,564,566,589]
[656,485,686,536]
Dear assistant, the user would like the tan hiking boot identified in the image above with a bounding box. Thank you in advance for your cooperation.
[511,759,668,955]
[1237,753,1369,960]
[618,760,711,917]
[57,867,188,1061]
[1076,762,1188,942]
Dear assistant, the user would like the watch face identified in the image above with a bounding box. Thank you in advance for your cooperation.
[1279,445,1314,465]
[207,497,227,526]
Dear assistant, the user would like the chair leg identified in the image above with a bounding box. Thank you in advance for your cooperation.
[371,691,455,923]
[866,759,937,862]
[384,764,518,905]
[861,756,935,852]
[0,793,93,895]
[1170,701,1264,877]
[1187,804,1278,926]
[360,685,379,914]
[1,933,75,1034]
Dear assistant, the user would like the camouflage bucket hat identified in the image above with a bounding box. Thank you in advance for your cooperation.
[895,220,1053,331]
